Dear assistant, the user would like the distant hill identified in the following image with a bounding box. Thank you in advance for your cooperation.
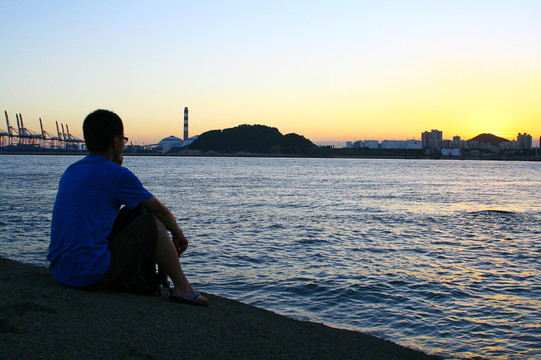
[468,133,510,146]
[186,124,316,154]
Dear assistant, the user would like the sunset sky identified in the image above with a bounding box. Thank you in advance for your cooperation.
[1,1,540,146]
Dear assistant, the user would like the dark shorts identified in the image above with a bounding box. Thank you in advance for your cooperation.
[89,211,158,290]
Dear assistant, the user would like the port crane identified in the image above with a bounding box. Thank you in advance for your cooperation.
[1,111,84,150]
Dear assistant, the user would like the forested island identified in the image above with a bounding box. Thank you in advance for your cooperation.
[179,124,317,155]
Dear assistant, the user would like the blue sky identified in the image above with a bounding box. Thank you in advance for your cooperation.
[2,1,540,145]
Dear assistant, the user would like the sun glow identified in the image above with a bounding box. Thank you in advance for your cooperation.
[1,2,540,146]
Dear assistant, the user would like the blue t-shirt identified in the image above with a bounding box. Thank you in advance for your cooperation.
[48,155,153,287]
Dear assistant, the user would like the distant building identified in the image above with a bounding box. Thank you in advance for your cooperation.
[441,140,452,149]
[155,135,199,153]
[421,129,442,148]
[364,140,379,149]
[441,148,462,157]
[451,136,466,149]
[346,140,378,149]
[406,139,422,149]
[181,135,198,148]
[517,133,532,149]
[156,136,184,153]
[380,140,402,149]
[468,140,479,149]
[346,141,363,149]
[380,140,422,149]
[500,140,517,150]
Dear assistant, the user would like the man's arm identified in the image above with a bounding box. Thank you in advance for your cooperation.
[141,196,187,256]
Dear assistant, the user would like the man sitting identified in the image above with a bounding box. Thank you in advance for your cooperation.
[48,109,207,305]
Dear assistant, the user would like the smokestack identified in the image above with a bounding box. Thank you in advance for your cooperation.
[183,107,189,140]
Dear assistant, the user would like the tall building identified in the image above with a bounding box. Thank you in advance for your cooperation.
[517,133,532,149]
[452,135,465,148]
[421,129,443,148]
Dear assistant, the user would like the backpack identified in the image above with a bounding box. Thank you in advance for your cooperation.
[108,205,170,296]
[115,259,167,296]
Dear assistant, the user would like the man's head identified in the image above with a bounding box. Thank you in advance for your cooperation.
[83,109,124,152]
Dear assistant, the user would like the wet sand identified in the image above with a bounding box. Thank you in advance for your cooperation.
[0,257,443,359]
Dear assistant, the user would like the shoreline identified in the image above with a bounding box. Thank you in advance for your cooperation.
[0,257,443,359]
[0,150,538,161]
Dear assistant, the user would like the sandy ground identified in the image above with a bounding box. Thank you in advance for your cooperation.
[0,257,443,359]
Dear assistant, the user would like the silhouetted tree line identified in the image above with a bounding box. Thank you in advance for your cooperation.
[186,124,316,154]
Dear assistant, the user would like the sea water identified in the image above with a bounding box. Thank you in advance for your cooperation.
[0,155,539,359]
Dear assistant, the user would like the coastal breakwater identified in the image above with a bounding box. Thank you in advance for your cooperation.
[0,257,441,360]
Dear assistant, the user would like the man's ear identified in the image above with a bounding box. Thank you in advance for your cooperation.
[111,135,120,148]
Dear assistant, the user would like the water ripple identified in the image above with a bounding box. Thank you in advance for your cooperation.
[1,156,540,359]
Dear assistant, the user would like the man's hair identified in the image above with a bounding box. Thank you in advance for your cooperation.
[83,109,124,152]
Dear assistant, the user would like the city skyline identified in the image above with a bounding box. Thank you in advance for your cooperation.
[3,109,538,149]
[1,1,540,145]
[348,129,538,148]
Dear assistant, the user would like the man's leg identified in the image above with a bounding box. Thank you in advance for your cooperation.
[152,215,208,304]
[90,212,159,292]
[110,206,169,287]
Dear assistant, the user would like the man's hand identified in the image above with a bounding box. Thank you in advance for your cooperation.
[142,197,188,257]
[114,154,124,166]
[172,232,189,257]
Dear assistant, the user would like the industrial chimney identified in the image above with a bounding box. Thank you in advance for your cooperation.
[183,107,189,140]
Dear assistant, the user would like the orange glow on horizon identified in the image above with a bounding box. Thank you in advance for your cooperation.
[2,2,540,147]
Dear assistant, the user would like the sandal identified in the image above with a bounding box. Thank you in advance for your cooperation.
[169,289,208,306]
